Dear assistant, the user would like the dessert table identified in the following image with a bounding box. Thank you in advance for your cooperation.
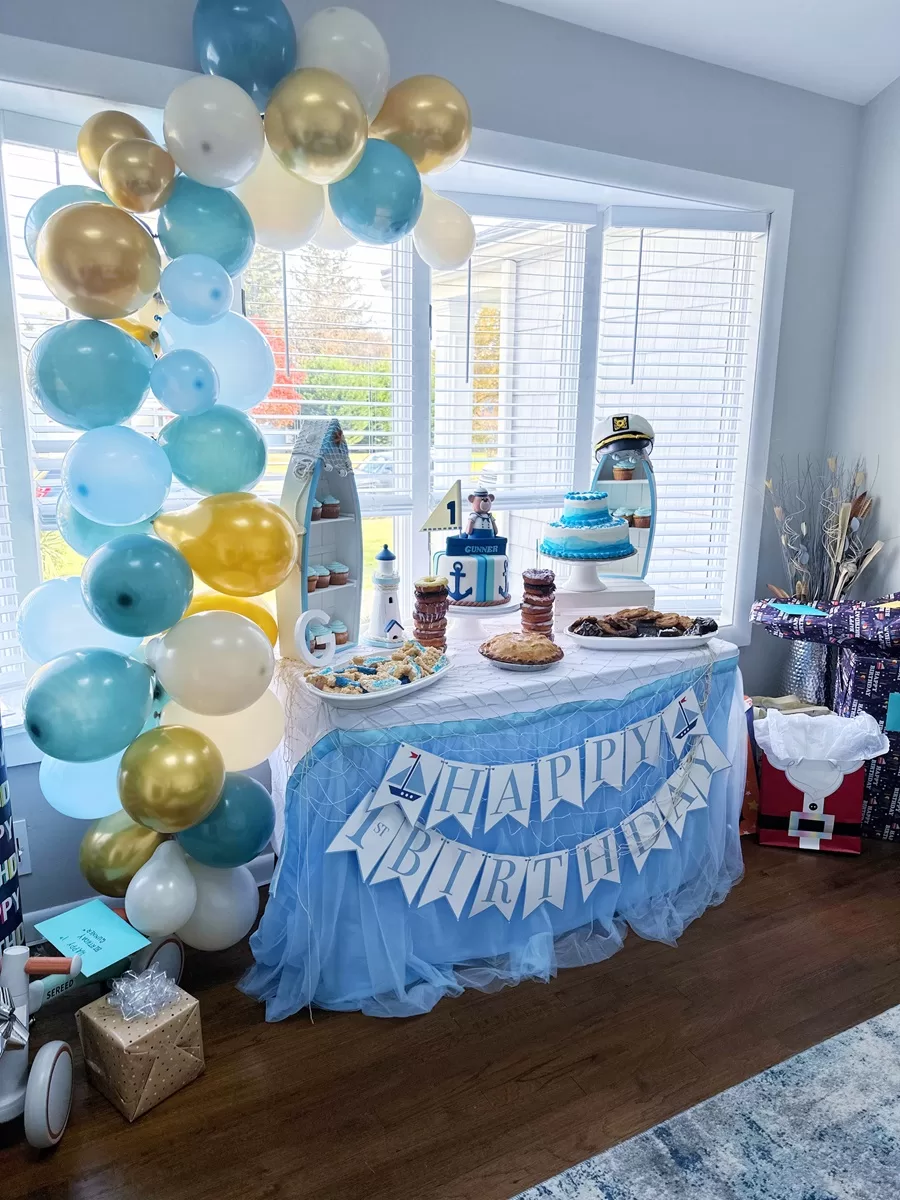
[242,631,746,1019]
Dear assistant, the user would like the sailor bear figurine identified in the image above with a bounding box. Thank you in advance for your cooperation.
[366,544,406,646]
[465,489,499,539]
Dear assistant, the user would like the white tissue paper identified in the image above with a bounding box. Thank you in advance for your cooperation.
[754,709,889,775]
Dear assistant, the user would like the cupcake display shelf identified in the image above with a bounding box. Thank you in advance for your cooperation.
[276,419,364,661]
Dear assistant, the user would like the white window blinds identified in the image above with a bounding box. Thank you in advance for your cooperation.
[430,217,586,509]
[596,219,768,621]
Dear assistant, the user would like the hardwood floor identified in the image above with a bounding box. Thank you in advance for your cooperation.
[4,839,900,1200]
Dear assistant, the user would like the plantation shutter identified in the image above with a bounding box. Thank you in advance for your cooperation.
[430,217,586,509]
[595,210,768,621]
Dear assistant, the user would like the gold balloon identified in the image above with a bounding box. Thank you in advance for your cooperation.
[371,76,472,174]
[78,110,153,184]
[109,317,160,354]
[154,493,298,598]
[36,202,161,320]
[265,68,367,185]
[79,809,165,898]
[184,592,278,646]
[118,726,225,835]
[99,138,176,213]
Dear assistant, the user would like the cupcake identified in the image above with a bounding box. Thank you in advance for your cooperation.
[613,466,635,480]
[328,561,350,586]
[313,565,331,588]
[633,507,652,528]
[306,621,329,652]
[321,494,340,519]
[311,498,322,521]
[613,507,635,526]
[329,619,349,646]
[307,567,319,592]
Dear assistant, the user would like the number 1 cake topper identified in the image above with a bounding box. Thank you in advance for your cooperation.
[421,481,463,532]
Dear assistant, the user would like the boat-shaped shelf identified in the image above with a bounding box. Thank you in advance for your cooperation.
[589,452,657,579]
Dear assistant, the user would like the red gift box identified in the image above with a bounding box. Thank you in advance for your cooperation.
[758,757,863,855]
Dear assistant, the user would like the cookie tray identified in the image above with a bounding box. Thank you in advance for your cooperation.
[565,630,717,652]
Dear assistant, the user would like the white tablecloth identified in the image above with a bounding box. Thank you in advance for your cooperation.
[269,631,739,848]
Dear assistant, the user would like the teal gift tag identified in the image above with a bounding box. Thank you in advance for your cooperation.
[886,693,900,733]
[772,602,825,616]
[36,898,149,978]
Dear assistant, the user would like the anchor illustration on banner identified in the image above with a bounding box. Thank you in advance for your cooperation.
[387,750,430,803]
[671,694,701,741]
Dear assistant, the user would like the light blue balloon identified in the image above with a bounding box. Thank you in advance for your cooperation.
[17,576,141,664]
[177,772,275,867]
[329,140,423,245]
[82,534,194,637]
[62,426,172,526]
[159,254,233,326]
[24,185,113,264]
[57,495,154,557]
[158,407,266,495]
[27,319,154,431]
[158,177,255,277]
[192,0,296,112]
[24,649,153,763]
[158,312,275,411]
[39,752,123,820]
[151,349,219,415]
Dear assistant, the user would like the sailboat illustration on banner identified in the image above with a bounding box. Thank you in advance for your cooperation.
[388,750,429,802]
[672,694,701,741]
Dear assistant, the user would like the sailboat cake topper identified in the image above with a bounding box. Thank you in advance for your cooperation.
[423,480,511,607]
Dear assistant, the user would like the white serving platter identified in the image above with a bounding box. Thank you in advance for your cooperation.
[303,660,451,709]
[566,630,717,652]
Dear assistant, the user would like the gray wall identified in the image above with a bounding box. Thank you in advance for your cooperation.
[828,75,900,598]
[0,0,866,910]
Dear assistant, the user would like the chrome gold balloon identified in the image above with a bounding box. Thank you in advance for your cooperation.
[118,725,225,834]
[79,809,165,898]
[99,138,177,213]
[36,202,161,320]
[265,67,367,185]
[371,75,472,174]
[109,317,160,355]
[154,493,298,598]
[77,110,154,184]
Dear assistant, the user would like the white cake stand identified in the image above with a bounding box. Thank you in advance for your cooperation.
[540,549,656,626]
[447,597,521,639]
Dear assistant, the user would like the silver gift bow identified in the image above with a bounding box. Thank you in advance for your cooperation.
[0,986,28,1052]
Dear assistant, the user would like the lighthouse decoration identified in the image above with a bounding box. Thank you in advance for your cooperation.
[367,545,406,647]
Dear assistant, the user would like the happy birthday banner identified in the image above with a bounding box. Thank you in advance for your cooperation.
[327,687,731,921]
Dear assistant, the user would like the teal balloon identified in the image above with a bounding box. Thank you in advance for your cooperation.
[39,752,123,819]
[158,407,266,495]
[160,254,233,326]
[62,425,172,526]
[177,772,275,867]
[24,185,113,264]
[82,534,194,637]
[27,319,154,431]
[329,140,423,245]
[57,495,154,557]
[151,349,218,415]
[158,177,255,276]
[193,0,296,112]
[24,649,153,763]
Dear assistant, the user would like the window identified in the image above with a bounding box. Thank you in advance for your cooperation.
[0,123,776,693]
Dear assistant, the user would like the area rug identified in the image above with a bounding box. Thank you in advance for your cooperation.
[514,1003,900,1199]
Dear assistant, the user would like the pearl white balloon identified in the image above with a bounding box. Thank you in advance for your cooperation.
[177,859,259,951]
[146,612,275,717]
[298,7,390,121]
[234,140,324,252]
[413,187,476,271]
[313,192,358,251]
[125,842,198,938]
[161,690,285,772]
[164,76,264,188]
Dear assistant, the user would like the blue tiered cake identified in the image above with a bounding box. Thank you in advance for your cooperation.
[433,487,511,606]
[539,491,636,561]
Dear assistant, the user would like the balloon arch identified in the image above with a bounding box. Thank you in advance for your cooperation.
[17,0,476,952]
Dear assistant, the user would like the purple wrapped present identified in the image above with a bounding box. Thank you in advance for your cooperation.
[751,593,900,650]
[834,647,900,839]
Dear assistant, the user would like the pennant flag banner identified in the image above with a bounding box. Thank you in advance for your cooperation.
[327,688,731,924]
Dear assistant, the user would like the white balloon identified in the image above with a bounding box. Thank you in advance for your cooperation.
[17,576,141,664]
[125,842,198,938]
[313,193,358,251]
[146,611,275,717]
[298,7,390,120]
[161,690,285,772]
[234,140,324,252]
[164,76,264,188]
[413,187,476,271]
[177,859,259,951]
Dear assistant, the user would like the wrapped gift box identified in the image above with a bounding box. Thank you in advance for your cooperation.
[833,648,900,840]
[751,593,900,649]
[76,985,203,1121]
[758,756,864,855]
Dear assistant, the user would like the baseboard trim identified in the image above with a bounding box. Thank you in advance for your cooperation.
[24,851,275,943]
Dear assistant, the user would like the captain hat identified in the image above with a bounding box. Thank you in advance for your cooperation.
[593,413,655,454]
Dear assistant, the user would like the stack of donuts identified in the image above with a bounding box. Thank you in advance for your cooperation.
[521,568,556,640]
[413,575,450,650]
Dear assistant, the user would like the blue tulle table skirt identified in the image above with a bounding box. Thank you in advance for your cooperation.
[242,655,746,1018]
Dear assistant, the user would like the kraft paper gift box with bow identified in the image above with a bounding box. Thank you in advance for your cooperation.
[76,985,203,1121]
